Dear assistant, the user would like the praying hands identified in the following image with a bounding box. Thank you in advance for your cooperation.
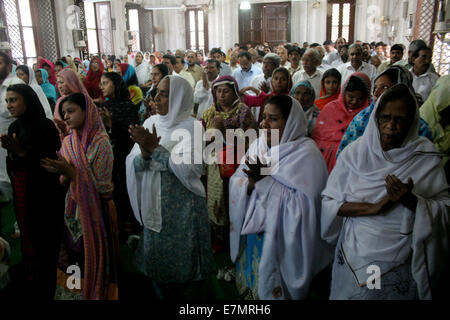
[0,133,26,158]
[243,155,268,195]
[129,123,161,160]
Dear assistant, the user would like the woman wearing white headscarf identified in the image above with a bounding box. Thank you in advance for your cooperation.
[229,95,333,300]
[15,65,53,119]
[321,83,450,300]
[133,51,152,89]
[126,75,212,299]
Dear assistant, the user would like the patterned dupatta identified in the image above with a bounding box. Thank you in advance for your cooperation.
[60,93,111,300]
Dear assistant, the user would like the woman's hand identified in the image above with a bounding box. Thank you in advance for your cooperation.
[99,107,112,129]
[129,124,161,160]
[41,153,76,180]
[243,156,267,195]
[202,72,210,90]
[211,116,225,133]
[259,82,270,94]
[385,174,417,212]
[0,134,26,158]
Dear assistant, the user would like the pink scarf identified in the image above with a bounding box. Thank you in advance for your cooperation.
[312,72,371,173]
[60,93,112,300]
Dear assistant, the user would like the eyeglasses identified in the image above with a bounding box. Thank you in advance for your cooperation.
[378,114,409,125]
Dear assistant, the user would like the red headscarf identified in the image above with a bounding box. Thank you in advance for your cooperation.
[83,57,104,100]
[38,58,56,85]
[315,82,341,111]
[311,72,371,173]
[243,67,293,124]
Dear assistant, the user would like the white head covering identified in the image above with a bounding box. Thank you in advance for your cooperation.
[17,66,53,119]
[133,51,151,86]
[321,83,450,299]
[126,75,204,233]
[229,97,332,299]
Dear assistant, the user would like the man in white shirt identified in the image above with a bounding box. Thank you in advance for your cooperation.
[310,44,332,73]
[173,56,196,89]
[292,48,323,98]
[276,46,291,69]
[250,53,281,94]
[410,46,439,103]
[287,47,304,75]
[0,53,25,201]
[193,59,220,120]
[232,51,262,92]
[331,45,349,68]
[337,44,377,85]
[323,40,340,66]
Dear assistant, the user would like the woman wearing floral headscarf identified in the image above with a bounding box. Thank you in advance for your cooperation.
[201,75,256,254]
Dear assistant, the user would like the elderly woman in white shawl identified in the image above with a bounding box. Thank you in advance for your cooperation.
[126,75,212,299]
[133,51,152,90]
[229,95,333,300]
[321,83,450,300]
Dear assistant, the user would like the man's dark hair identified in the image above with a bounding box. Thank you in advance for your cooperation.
[210,48,223,56]
[206,59,220,69]
[162,54,177,66]
[412,46,432,59]
[288,47,304,56]
[391,44,404,53]
[310,43,321,48]
[362,42,370,47]
[375,41,385,48]
[323,40,333,46]
[175,55,185,64]
[238,45,248,52]
[238,51,252,61]
[257,50,265,58]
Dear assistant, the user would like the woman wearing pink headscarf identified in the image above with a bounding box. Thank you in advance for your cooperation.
[312,72,372,173]
[42,92,119,300]
[53,68,94,140]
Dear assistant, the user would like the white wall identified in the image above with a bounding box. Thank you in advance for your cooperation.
[110,0,129,56]
[54,0,78,58]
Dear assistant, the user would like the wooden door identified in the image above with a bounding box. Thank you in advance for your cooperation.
[326,0,356,43]
[264,3,290,45]
[239,2,290,46]
[239,4,263,45]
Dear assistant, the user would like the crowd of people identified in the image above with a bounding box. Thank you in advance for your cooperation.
[0,35,448,301]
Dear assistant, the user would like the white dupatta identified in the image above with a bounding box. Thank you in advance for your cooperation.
[126,76,205,233]
[229,97,333,299]
[321,84,450,299]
